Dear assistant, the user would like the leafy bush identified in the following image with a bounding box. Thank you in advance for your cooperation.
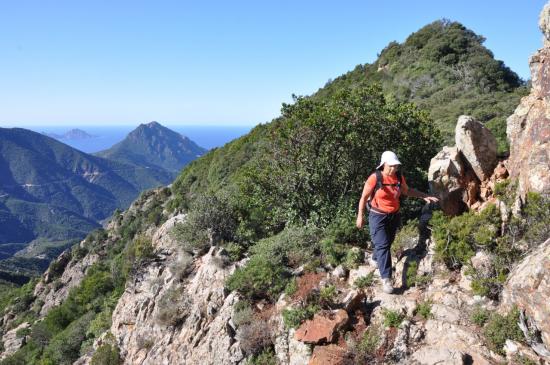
[392,219,419,256]
[382,308,405,328]
[9,280,37,315]
[320,237,348,267]
[247,348,277,365]
[343,247,363,270]
[15,327,31,338]
[91,343,121,365]
[470,306,490,326]
[319,285,337,308]
[414,301,432,320]
[483,307,524,355]
[233,301,254,327]
[519,192,550,246]
[405,260,431,288]
[284,278,298,297]
[125,235,155,273]
[40,311,95,365]
[431,205,501,269]
[282,305,319,329]
[357,324,380,358]
[249,225,320,268]
[349,323,381,363]
[156,286,191,327]
[247,84,440,228]
[354,272,375,289]
[226,256,288,301]
[171,194,238,253]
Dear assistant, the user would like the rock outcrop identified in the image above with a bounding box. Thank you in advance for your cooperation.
[501,238,550,350]
[96,215,244,365]
[294,309,349,344]
[455,115,498,182]
[428,116,499,215]
[506,3,550,204]
[428,146,470,215]
[0,322,30,361]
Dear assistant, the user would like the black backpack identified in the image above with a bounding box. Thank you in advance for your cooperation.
[366,170,402,211]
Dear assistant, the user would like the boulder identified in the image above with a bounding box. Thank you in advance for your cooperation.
[428,146,471,215]
[295,310,349,344]
[308,344,349,365]
[455,115,498,182]
[411,346,466,365]
[470,251,494,279]
[506,4,550,203]
[501,238,550,348]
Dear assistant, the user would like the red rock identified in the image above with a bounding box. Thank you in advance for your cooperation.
[308,344,350,365]
[295,309,349,344]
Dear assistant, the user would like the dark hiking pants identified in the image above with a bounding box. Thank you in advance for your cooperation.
[369,210,401,279]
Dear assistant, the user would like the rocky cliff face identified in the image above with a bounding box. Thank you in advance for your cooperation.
[506,3,550,206]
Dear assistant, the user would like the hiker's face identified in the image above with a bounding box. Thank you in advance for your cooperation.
[384,163,399,176]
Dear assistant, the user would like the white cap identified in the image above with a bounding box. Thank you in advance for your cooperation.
[376,151,401,170]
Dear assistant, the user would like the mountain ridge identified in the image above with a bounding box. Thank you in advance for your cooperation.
[95,121,207,173]
[0,125,200,280]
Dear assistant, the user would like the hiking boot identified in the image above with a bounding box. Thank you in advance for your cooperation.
[382,278,394,294]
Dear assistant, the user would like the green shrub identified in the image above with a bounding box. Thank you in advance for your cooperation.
[245,84,441,227]
[15,327,31,338]
[86,307,114,339]
[40,311,95,365]
[233,302,254,327]
[171,194,238,252]
[414,301,432,320]
[392,219,419,256]
[9,280,37,315]
[71,243,88,261]
[155,286,191,327]
[249,225,320,268]
[483,307,524,355]
[224,242,245,262]
[320,237,348,267]
[357,324,380,357]
[91,343,121,365]
[282,305,319,329]
[226,256,288,301]
[247,347,277,365]
[319,285,337,307]
[343,247,363,270]
[382,308,405,328]
[470,306,490,326]
[284,278,298,297]
[521,192,550,246]
[405,260,431,288]
[431,205,501,269]
[126,235,154,269]
[354,272,375,289]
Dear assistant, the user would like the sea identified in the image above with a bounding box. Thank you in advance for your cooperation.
[26,125,253,153]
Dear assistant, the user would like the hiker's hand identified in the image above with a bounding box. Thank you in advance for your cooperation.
[356,215,364,229]
[423,196,439,203]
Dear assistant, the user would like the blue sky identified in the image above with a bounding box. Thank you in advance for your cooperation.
[0,0,547,127]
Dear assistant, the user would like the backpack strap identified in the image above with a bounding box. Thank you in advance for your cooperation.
[367,170,383,209]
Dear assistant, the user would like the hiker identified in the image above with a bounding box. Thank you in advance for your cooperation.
[356,151,439,294]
